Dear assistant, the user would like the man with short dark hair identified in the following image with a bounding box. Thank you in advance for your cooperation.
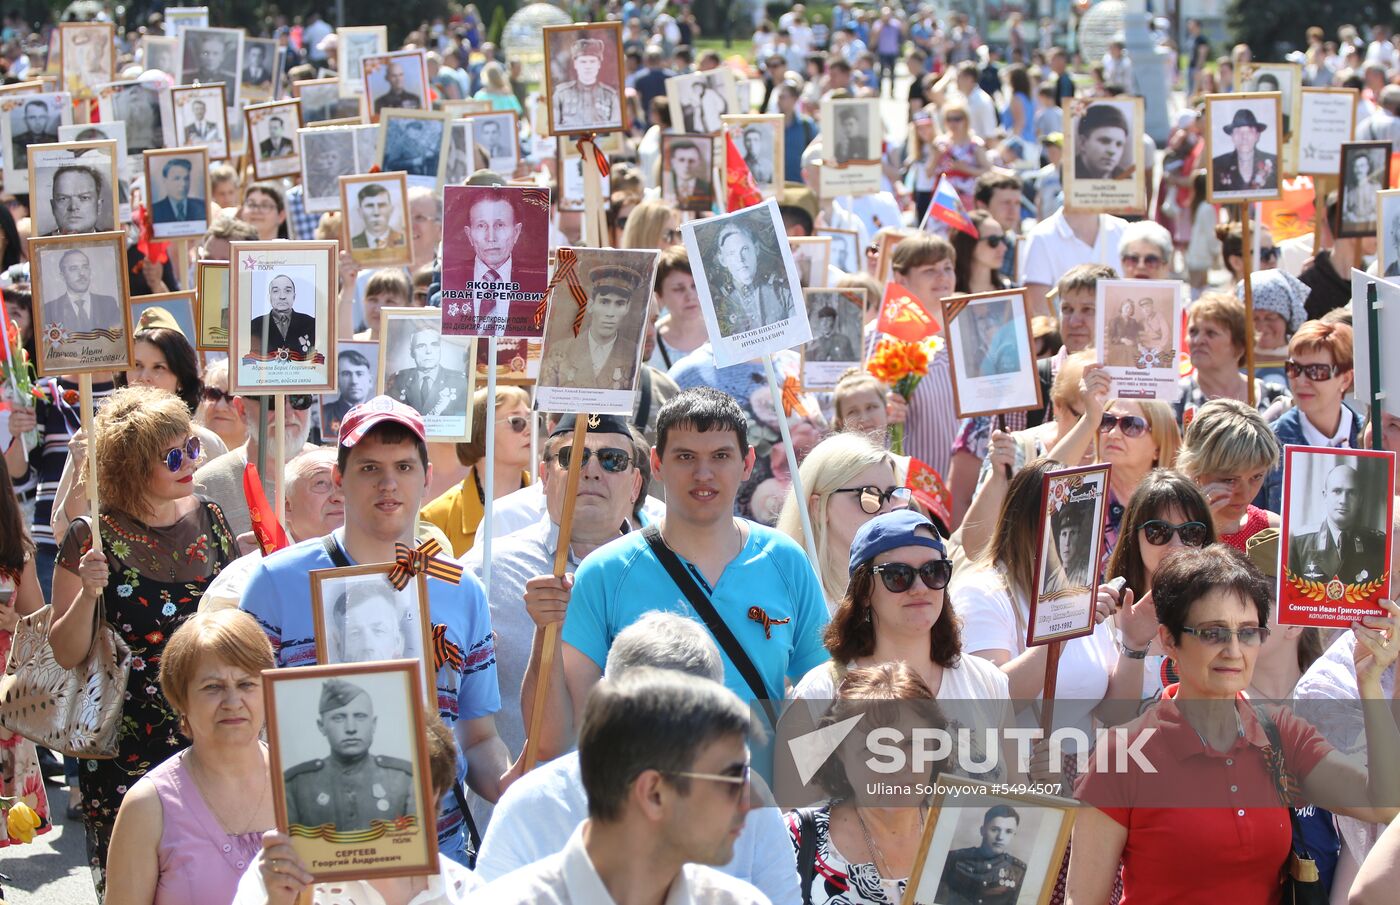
[259,114,293,158]
[350,182,404,249]
[151,157,207,224]
[936,805,1026,903]
[321,349,375,434]
[666,139,713,211]
[45,165,105,235]
[11,99,57,167]
[183,98,219,143]
[374,60,423,112]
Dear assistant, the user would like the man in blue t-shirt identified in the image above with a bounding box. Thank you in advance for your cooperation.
[525,388,829,759]
[240,396,509,864]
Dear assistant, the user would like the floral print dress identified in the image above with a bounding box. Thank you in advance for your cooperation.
[57,499,236,896]
[0,563,51,846]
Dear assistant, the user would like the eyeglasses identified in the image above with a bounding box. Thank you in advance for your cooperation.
[666,763,751,797]
[1259,246,1279,262]
[1180,624,1272,646]
[201,386,235,405]
[1284,360,1345,381]
[499,415,529,434]
[242,200,279,213]
[244,394,314,410]
[944,114,966,123]
[1140,519,1210,547]
[551,445,633,472]
[1099,412,1149,437]
[162,436,202,472]
[980,234,1006,248]
[832,484,912,514]
[1121,253,1165,269]
[872,559,953,592]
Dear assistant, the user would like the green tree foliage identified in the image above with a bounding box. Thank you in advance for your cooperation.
[1227,0,1387,58]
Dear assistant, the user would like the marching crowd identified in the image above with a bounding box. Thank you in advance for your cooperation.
[0,4,1399,905]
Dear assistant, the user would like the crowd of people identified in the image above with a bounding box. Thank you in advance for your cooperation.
[0,3,1398,905]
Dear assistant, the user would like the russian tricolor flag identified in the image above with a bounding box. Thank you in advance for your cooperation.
[920,175,978,238]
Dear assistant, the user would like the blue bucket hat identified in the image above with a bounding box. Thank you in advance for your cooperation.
[848,509,946,576]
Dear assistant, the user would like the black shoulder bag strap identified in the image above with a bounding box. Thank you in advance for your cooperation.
[1253,705,1326,904]
[635,366,655,433]
[796,808,818,905]
[320,534,482,865]
[642,525,778,725]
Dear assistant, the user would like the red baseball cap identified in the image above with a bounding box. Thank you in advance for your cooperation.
[337,395,426,449]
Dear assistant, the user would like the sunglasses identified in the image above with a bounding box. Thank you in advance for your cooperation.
[1259,246,1279,262]
[981,234,1006,247]
[245,394,314,410]
[201,386,235,405]
[551,445,633,473]
[833,484,912,514]
[500,415,530,434]
[162,436,202,473]
[1140,519,1210,547]
[1180,624,1272,646]
[1284,360,1345,381]
[1099,412,1149,437]
[872,559,953,593]
[1121,253,1165,269]
[945,114,966,123]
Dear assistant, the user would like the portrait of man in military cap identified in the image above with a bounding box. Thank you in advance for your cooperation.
[1286,453,1389,588]
[312,568,434,684]
[935,805,1028,905]
[546,23,624,135]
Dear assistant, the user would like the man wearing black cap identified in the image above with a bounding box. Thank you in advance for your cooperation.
[540,263,646,390]
[1211,107,1278,194]
[284,678,416,831]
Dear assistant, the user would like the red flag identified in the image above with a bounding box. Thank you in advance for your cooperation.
[131,204,169,270]
[905,457,952,531]
[724,132,763,212]
[242,462,290,555]
[875,281,940,342]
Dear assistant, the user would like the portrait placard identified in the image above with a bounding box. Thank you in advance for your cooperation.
[377,109,451,191]
[340,171,413,267]
[265,661,438,882]
[27,139,119,237]
[170,83,230,159]
[163,7,210,39]
[1378,193,1400,278]
[1336,141,1391,239]
[1094,279,1183,400]
[1,92,72,195]
[322,341,381,436]
[1063,96,1146,214]
[59,22,114,101]
[1205,92,1283,203]
[240,37,279,104]
[475,337,541,385]
[800,288,865,391]
[30,231,133,377]
[1028,463,1110,647]
[440,99,493,119]
[310,565,434,701]
[462,110,520,176]
[142,35,180,76]
[143,147,211,239]
[441,184,552,338]
[907,775,1076,905]
[721,114,783,200]
[666,69,738,135]
[1279,445,1395,627]
[296,77,367,125]
[1237,62,1302,170]
[536,247,660,414]
[97,81,164,155]
[247,99,304,180]
[196,259,229,351]
[789,236,831,288]
[819,97,881,196]
[660,133,716,212]
[337,26,388,99]
[542,22,625,136]
[555,144,611,212]
[58,123,130,224]
[942,289,1043,418]
[816,226,861,274]
[178,26,243,107]
[229,241,337,394]
[1297,87,1358,176]
[1350,270,1400,416]
[378,307,476,439]
[446,119,476,187]
[299,125,361,213]
[362,50,429,122]
[681,198,811,368]
[131,291,197,340]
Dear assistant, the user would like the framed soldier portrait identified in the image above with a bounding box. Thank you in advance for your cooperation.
[440,184,552,339]
[97,80,164,155]
[321,341,380,436]
[660,134,715,213]
[163,6,210,39]
[240,36,279,104]
[58,122,131,224]
[300,125,362,214]
[1063,96,1146,214]
[340,171,413,268]
[1378,190,1400,278]
[178,26,243,107]
[229,240,337,394]
[265,660,438,882]
[1205,92,1283,204]
[1279,445,1395,628]
[1236,61,1302,171]
[131,291,198,341]
[1336,141,1391,239]
[143,146,211,240]
[1028,462,1110,647]
[337,25,388,99]
[1,92,71,195]
[942,288,1043,418]
[721,114,783,201]
[536,246,660,414]
[59,21,114,101]
[788,236,831,288]
[28,139,119,238]
[377,109,451,192]
[246,98,304,180]
[800,287,864,391]
[142,34,180,76]
[817,226,860,274]
[665,68,737,136]
[295,77,367,126]
[310,564,435,703]
[29,231,133,377]
[377,307,476,440]
[462,110,519,176]
[445,119,476,187]
[362,49,429,122]
[196,259,229,351]
[819,97,882,196]
[542,22,625,137]
[170,83,230,160]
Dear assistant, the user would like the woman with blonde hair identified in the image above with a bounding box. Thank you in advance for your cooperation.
[620,198,681,250]
[473,61,523,114]
[1175,397,1280,549]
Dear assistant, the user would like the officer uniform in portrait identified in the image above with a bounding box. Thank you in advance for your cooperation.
[540,264,642,389]
[714,280,793,338]
[260,135,294,158]
[553,38,620,130]
[1288,525,1387,585]
[387,353,470,416]
[935,846,1028,905]
[374,88,423,113]
[283,680,416,832]
[351,227,406,250]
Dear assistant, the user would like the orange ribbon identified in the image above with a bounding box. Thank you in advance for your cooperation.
[574,135,611,178]
[388,538,463,591]
[747,606,791,639]
[780,376,809,419]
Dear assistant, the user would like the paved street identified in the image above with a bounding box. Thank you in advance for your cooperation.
[0,780,97,905]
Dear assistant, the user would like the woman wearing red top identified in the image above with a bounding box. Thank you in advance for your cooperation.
[1176,398,1280,551]
[1067,544,1400,904]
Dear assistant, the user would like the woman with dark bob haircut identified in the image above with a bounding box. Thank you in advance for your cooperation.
[1069,543,1400,904]
[117,323,204,414]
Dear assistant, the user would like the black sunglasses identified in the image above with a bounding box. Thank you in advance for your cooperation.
[1284,360,1345,381]
[162,436,202,473]
[872,559,953,593]
[981,234,1006,247]
[551,445,633,473]
[1140,519,1210,547]
[201,386,235,405]
[1099,412,1149,437]
[1259,245,1278,262]
[832,484,912,515]
[1121,253,1165,268]
[244,394,314,410]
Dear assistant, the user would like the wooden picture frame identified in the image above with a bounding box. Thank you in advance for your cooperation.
[169,83,231,160]
[196,259,230,351]
[337,25,388,99]
[1062,95,1147,214]
[309,564,435,703]
[143,146,212,239]
[439,99,493,118]
[665,68,738,136]
[240,36,279,104]
[29,231,134,377]
[788,236,831,288]
[26,138,120,237]
[264,660,438,882]
[294,77,367,126]
[1204,91,1284,204]
[1335,140,1392,239]
[873,230,908,285]
[229,240,338,394]
[246,98,304,180]
[96,80,163,155]
[541,21,626,137]
[339,171,414,267]
[1236,60,1303,171]
[131,290,198,343]
[720,113,783,201]
[177,26,244,108]
[1,91,73,195]
[941,288,1044,419]
[660,133,716,213]
[378,108,452,191]
[460,109,520,176]
[1296,87,1359,176]
[59,21,115,101]
[816,226,861,274]
[362,49,430,123]
[1027,462,1111,648]
[377,306,477,439]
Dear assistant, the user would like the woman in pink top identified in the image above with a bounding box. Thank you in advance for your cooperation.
[104,610,276,905]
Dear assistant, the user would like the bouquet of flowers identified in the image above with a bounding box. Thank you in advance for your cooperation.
[0,309,36,449]
[866,337,931,455]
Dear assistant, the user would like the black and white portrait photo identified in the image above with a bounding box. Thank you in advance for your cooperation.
[338,26,388,99]
[30,233,132,376]
[321,342,380,436]
[59,22,114,101]
[311,567,433,679]
[723,115,782,195]
[179,26,243,107]
[145,148,209,239]
[171,84,229,160]
[660,134,715,213]
[826,99,878,164]
[141,34,179,76]
[1380,190,1400,277]
[537,247,659,414]
[1028,464,1109,644]
[544,22,624,136]
[300,125,359,213]
[163,6,209,39]
[441,184,552,338]
[381,310,473,438]
[817,227,860,274]
[98,81,164,155]
[240,37,278,102]
[247,100,303,180]
[681,198,810,367]
[445,120,474,187]
[1238,62,1301,141]
[1206,93,1282,203]
[341,173,412,267]
[380,111,449,190]
[363,50,429,119]
[58,123,131,223]
[2,93,67,194]
[667,69,737,135]
[1064,96,1146,214]
[1337,141,1391,239]
[296,78,365,125]
[229,241,338,392]
[801,288,863,391]
[466,111,518,175]
[28,141,118,237]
